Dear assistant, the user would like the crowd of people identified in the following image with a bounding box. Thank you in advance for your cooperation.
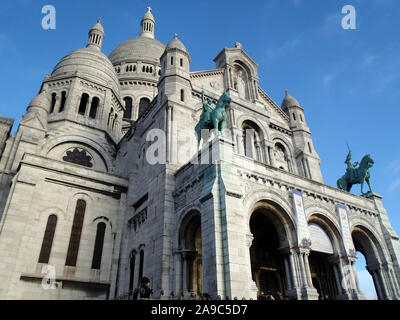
[257,291,289,300]
[127,277,330,301]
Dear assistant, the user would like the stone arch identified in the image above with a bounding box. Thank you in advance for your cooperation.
[176,209,202,297]
[236,114,268,141]
[244,188,295,235]
[307,212,345,256]
[66,192,93,222]
[248,197,296,297]
[137,95,152,118]
[92,215,113,232]
[230,58,255,78]
[351,223,386,266]
[350,222,395,300]
[41,135,113,172]
[271,135,295,173]
[248,196,297,248]
[35,206,67,222]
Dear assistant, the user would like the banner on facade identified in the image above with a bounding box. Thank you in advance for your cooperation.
[336,203,357,258]
[291,189,311,248]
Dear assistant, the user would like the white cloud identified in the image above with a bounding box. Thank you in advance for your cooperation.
[264,33,304,60]
[323,74,334,87]
[389,179,400,192]
[388,158,400,175]
[360,54,376,70]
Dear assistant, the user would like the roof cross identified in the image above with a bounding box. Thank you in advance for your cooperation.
[147,6,152,12]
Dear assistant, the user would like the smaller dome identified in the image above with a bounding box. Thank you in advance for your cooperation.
[167,34,187,52]
[90,18,104,34]
[29,91,49,107]
[52,48,120,95]
[142,7,155,22]
[281,90,300,110]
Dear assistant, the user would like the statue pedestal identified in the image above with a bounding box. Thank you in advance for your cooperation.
[196,136,235,165]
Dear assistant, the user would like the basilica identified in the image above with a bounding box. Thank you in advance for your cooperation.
[0,7,399,300]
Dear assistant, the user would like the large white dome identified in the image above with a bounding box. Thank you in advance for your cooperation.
[109,37,165,65]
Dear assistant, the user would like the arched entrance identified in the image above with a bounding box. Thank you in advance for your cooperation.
[309,251,338,300]
[352,226,390,300]
[249,201,294,298]
[307,219,340,300]
[179,212,202,297]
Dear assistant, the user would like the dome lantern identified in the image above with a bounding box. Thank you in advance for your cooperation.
[140,6,155,39]
[87,18,104,51]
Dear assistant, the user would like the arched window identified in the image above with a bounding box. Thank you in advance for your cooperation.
[300,114,304,122]
[180,58,183,67]
[242,120,262,161]
[91,222,106,269]
[293,113,296,121]
[38,215,58,264]
[107,108,114,128]
[308,142,312,153]
[78,93,89,115]
[89,97,99,119]
[138,98,150,118]
[65,199,86,266]
[171,56,174,65]
[138,250,144,285]
[180,89,185,102]
[112,114,118,131]
[49,93,56,113]
[273,142,291,172]
[142,66,146,72]
[59,91,67,113]
[123,97,133,120]
[129,254,136,292]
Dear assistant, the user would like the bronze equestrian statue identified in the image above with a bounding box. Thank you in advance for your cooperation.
[195,89,232,150]
[337,150,374,195]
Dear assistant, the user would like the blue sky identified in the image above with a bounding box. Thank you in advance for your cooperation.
[1,0,399,299]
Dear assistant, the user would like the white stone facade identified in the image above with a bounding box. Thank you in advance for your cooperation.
[0,8,399,300]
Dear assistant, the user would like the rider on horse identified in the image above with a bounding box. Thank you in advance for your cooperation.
[200,88,213,124]
[345,150,359,181]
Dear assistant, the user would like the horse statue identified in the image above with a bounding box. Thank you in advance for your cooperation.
[195,90,232,150]
[337,153,374,195]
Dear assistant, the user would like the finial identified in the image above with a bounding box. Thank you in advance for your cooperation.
[147,6,152,12]
[285,89,289,95]
[97,17,101,23]
[235,42,242,49]
[174,33,178,39]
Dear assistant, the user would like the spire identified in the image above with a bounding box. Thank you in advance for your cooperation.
[87,18,104,51]
[140,6,155,39]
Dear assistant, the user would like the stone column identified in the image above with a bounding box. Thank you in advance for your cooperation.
[182,254,187,296]
[303,251,313,287]
[254,141,262,162]
[297,251,307,288]
[268,146,276,167]
[332,263,343,296]
[283,255,292,289]
[368,267,383,300]
[289,250,299,289]
[245,233,258,298]
[260,140,269,165]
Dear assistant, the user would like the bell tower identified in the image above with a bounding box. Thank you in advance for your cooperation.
[281,90,323,182]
